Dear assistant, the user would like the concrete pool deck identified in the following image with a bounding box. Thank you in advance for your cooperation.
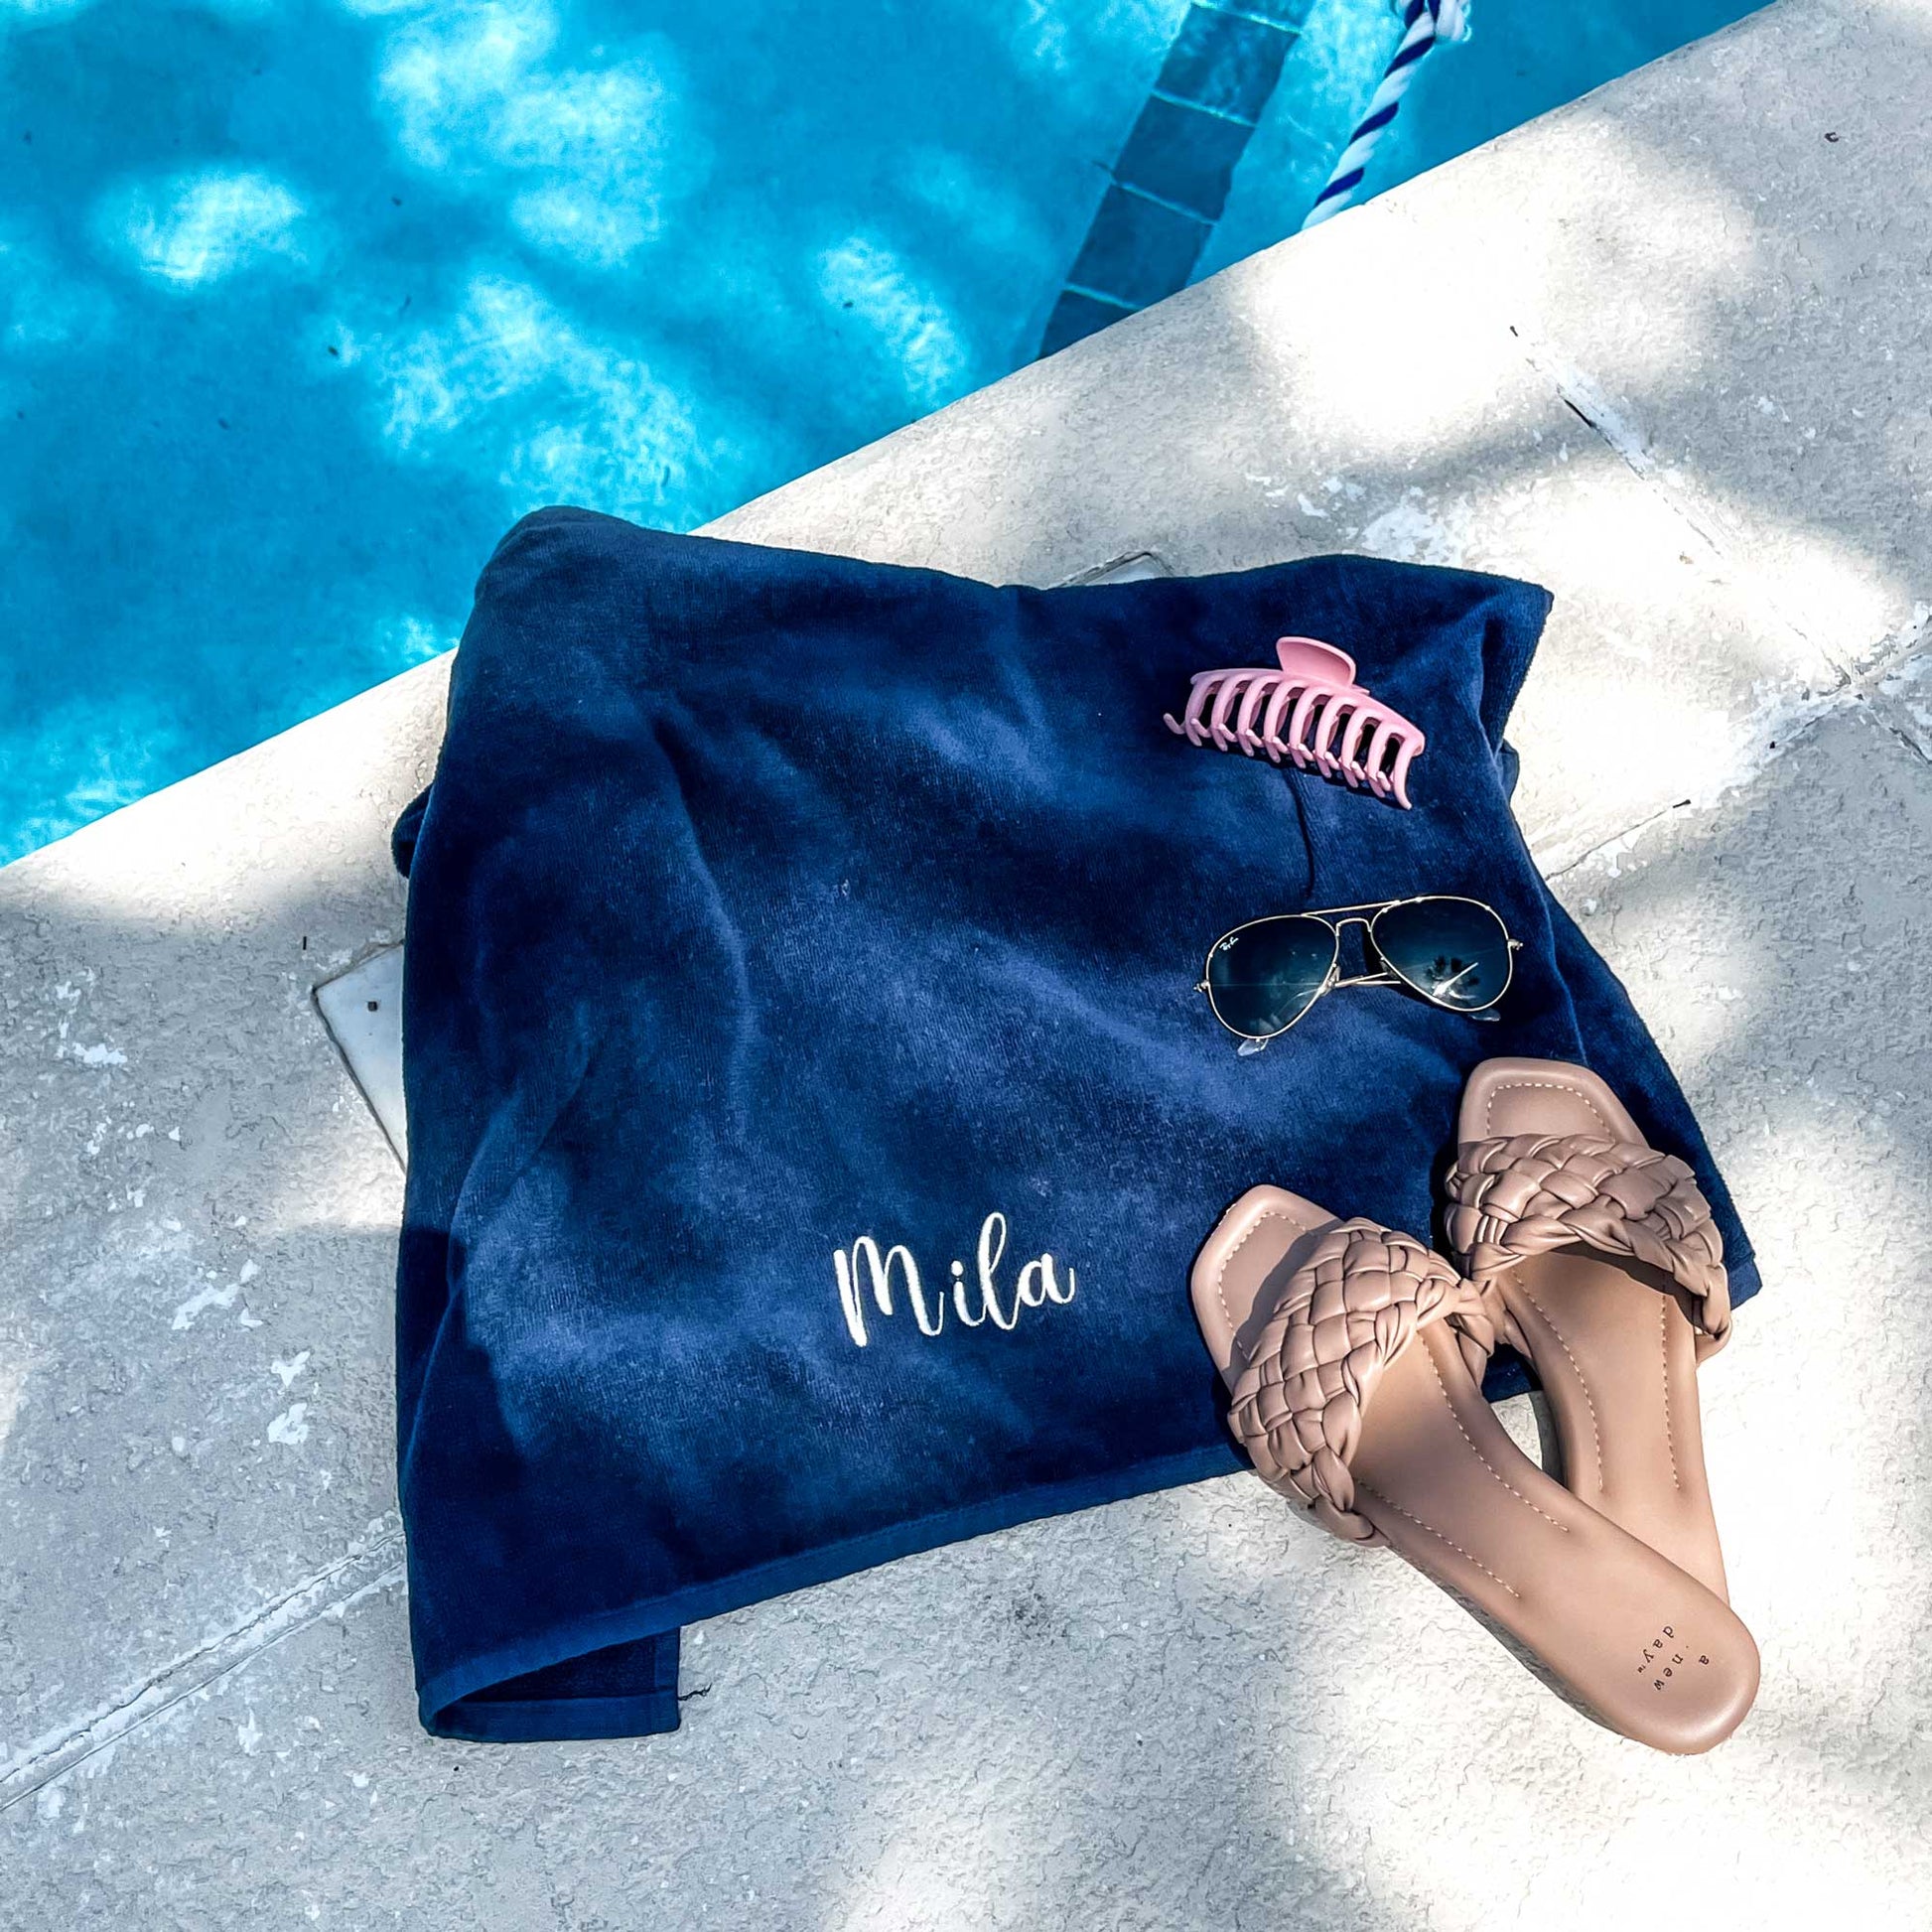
[4,0,1930,1922]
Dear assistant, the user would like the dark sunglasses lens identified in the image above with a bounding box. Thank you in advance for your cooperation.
[1206,917,1334,1037]
[1371,898,1513,1012]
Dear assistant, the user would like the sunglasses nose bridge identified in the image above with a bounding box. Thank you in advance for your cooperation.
[1328,912,1378,971]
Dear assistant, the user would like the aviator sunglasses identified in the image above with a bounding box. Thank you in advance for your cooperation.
[1197,895,1520,1054]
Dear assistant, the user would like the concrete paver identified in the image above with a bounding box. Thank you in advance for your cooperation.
[1384,0,1932,662]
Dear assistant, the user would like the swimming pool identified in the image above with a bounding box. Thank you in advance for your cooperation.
[0,0,1759,863]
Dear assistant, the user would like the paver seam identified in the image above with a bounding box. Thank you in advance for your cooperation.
[0,1532,406,1814]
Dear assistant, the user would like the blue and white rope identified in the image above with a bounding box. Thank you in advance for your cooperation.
[1302,0,1469,229]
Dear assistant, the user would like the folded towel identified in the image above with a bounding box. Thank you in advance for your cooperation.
[393,509,1756,1741]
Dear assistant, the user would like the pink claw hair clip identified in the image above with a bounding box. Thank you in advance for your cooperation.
[1163,635,1427,809]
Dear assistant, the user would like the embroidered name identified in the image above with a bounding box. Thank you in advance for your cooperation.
[833,1212,1077,1347]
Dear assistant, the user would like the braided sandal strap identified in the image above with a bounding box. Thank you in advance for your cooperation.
[1444,1133,1731,1356]
[1224,1219,1496,1543]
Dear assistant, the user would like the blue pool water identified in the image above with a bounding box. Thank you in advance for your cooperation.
[0,0,1758,863]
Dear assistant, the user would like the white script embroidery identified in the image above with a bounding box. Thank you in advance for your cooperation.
[834,1212,1077,1348]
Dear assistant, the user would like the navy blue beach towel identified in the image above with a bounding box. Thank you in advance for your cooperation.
[393,509,1756,1742]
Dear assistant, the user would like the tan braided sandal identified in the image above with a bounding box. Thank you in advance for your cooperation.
[1191,1187,1757,1753]
[1449,1057,1737,1602]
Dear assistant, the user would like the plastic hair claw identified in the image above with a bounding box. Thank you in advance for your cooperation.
[1163,635,1427,809]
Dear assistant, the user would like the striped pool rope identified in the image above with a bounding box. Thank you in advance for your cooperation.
[1301,0,1469,229]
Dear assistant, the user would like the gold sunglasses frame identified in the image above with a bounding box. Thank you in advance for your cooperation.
[1194,895,1523,1051]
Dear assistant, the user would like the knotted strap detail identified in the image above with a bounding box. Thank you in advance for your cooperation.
[1225,1219,1496,1543]
[1445,1133,1731,1356]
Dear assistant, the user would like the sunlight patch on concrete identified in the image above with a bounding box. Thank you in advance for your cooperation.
[0,1353,32,1462]
[1670,473,1925,669]
[1434,111,1766,378]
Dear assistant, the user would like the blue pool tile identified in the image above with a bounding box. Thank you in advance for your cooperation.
[1062,183,1211,312]
[1160,8,1297,125]
[1116,94,1254,223]
[1200,0,1318,29]
[1038,289,1134,357]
